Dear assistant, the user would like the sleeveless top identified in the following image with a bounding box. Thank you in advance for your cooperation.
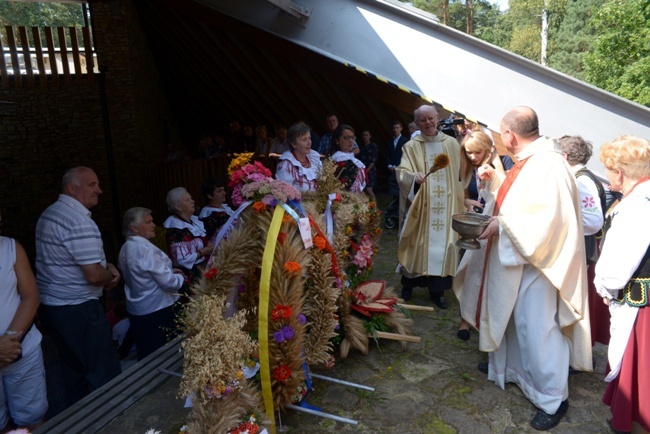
[0,236,41,354]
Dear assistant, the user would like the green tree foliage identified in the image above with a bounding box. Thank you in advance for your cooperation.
[0,2,85,49]
[583,0,650,106]
[505,0,566,62]
[547,0,604,80]
[0,1,84,28]
[405,0,513,54]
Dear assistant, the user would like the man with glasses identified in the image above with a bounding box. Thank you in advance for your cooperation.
[396,105,464,309]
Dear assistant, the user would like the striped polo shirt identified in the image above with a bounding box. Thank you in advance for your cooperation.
[35,194,106,306]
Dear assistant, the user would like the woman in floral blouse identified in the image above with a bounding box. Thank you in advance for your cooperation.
[330,124,366,194]
[163,187,213,282]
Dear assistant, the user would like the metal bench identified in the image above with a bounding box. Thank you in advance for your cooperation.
[34,336,184,434]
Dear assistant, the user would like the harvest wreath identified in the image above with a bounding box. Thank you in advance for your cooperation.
[178,157,415,434]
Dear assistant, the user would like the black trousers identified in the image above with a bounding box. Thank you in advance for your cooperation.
[39,300,122,404]
[128,303,179,361]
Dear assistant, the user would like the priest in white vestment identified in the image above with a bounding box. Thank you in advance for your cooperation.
[477,106,592,431]
[396,105,464,309]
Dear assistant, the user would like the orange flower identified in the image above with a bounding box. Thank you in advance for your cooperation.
[204,268,218,279]
[283,261,301,274]
[368,201,376,209]
[252,202,267,213]
[374,228,382,235]
[313,235,327,251]
[277,232,287,244]
[282,214,293,225]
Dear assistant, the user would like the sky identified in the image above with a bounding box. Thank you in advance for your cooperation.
[494,0,509,11]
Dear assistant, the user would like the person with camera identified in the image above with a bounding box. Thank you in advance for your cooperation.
[396,105,464,309]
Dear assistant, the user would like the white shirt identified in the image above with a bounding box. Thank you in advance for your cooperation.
[199,204,234,219]
[118,236,184,316]
[35,194,107,306]
[572,164,604,236]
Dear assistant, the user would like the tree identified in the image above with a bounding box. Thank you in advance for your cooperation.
[0,2,84,28]
[0,1,85,47]
[506,0,566,62]
[583,0,650,106]
[411,0,501,38]
[547,0,604,81]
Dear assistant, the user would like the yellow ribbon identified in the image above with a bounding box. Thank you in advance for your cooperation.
[258,205,285,434]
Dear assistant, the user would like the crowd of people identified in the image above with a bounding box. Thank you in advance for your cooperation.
[1,105,649,434]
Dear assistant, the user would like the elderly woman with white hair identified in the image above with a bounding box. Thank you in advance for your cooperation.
[118,207,186,360]
[595,135,650,434]
[162,187,213,282]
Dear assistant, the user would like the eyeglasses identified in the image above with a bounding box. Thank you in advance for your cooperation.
[341,135,356,141]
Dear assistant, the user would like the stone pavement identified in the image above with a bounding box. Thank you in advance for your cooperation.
[95,193,612,434]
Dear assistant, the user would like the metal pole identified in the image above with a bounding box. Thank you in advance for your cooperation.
[309,373,375,391]
[284,404,358,425]
[158,368,183,378]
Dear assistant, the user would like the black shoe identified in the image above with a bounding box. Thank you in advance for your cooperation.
[530,400,569,431]
[457,329,470,341]
[477,361,489,374]
[401,287,413,301]
[432,295,448,309]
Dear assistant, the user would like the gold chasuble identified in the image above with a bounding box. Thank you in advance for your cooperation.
[396,132,463,278]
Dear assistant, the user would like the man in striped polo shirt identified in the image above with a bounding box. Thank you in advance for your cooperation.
[36,166,122,405]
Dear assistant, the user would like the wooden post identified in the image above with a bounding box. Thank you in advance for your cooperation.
[70,27,82,85]
[5,26,21,87]
[18,26,34,86]
[32,27,47,87]
[57,27,71,83]
[44,27,59,81]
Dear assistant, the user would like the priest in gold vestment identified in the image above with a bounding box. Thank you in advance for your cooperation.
[396,105,464,308]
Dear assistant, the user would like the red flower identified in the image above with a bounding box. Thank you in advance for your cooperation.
[273,364,292,382]
[277,232,288,244]
[283,261,301,274]
[271,304,292,322]
[204,268,218,279]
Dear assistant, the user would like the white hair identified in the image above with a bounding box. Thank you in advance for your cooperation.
[166,187,188,212]
[122,207,152,237]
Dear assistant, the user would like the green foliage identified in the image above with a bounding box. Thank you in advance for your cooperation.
[508,23,541,60]
[0,1,85,48]
[0,1,84,28]
[584,0,650,106]
[547,0,605,80]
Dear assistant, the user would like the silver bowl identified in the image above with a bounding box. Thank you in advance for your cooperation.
[451,213,491,250]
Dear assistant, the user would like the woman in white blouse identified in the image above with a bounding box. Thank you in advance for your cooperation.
[595,136,650,434]
[330,124,366,193]
[275,122,322,192]
[119,207,186,360]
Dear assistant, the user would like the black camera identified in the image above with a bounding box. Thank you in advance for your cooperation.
[473,206,484,213]
[438,117,465,138]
